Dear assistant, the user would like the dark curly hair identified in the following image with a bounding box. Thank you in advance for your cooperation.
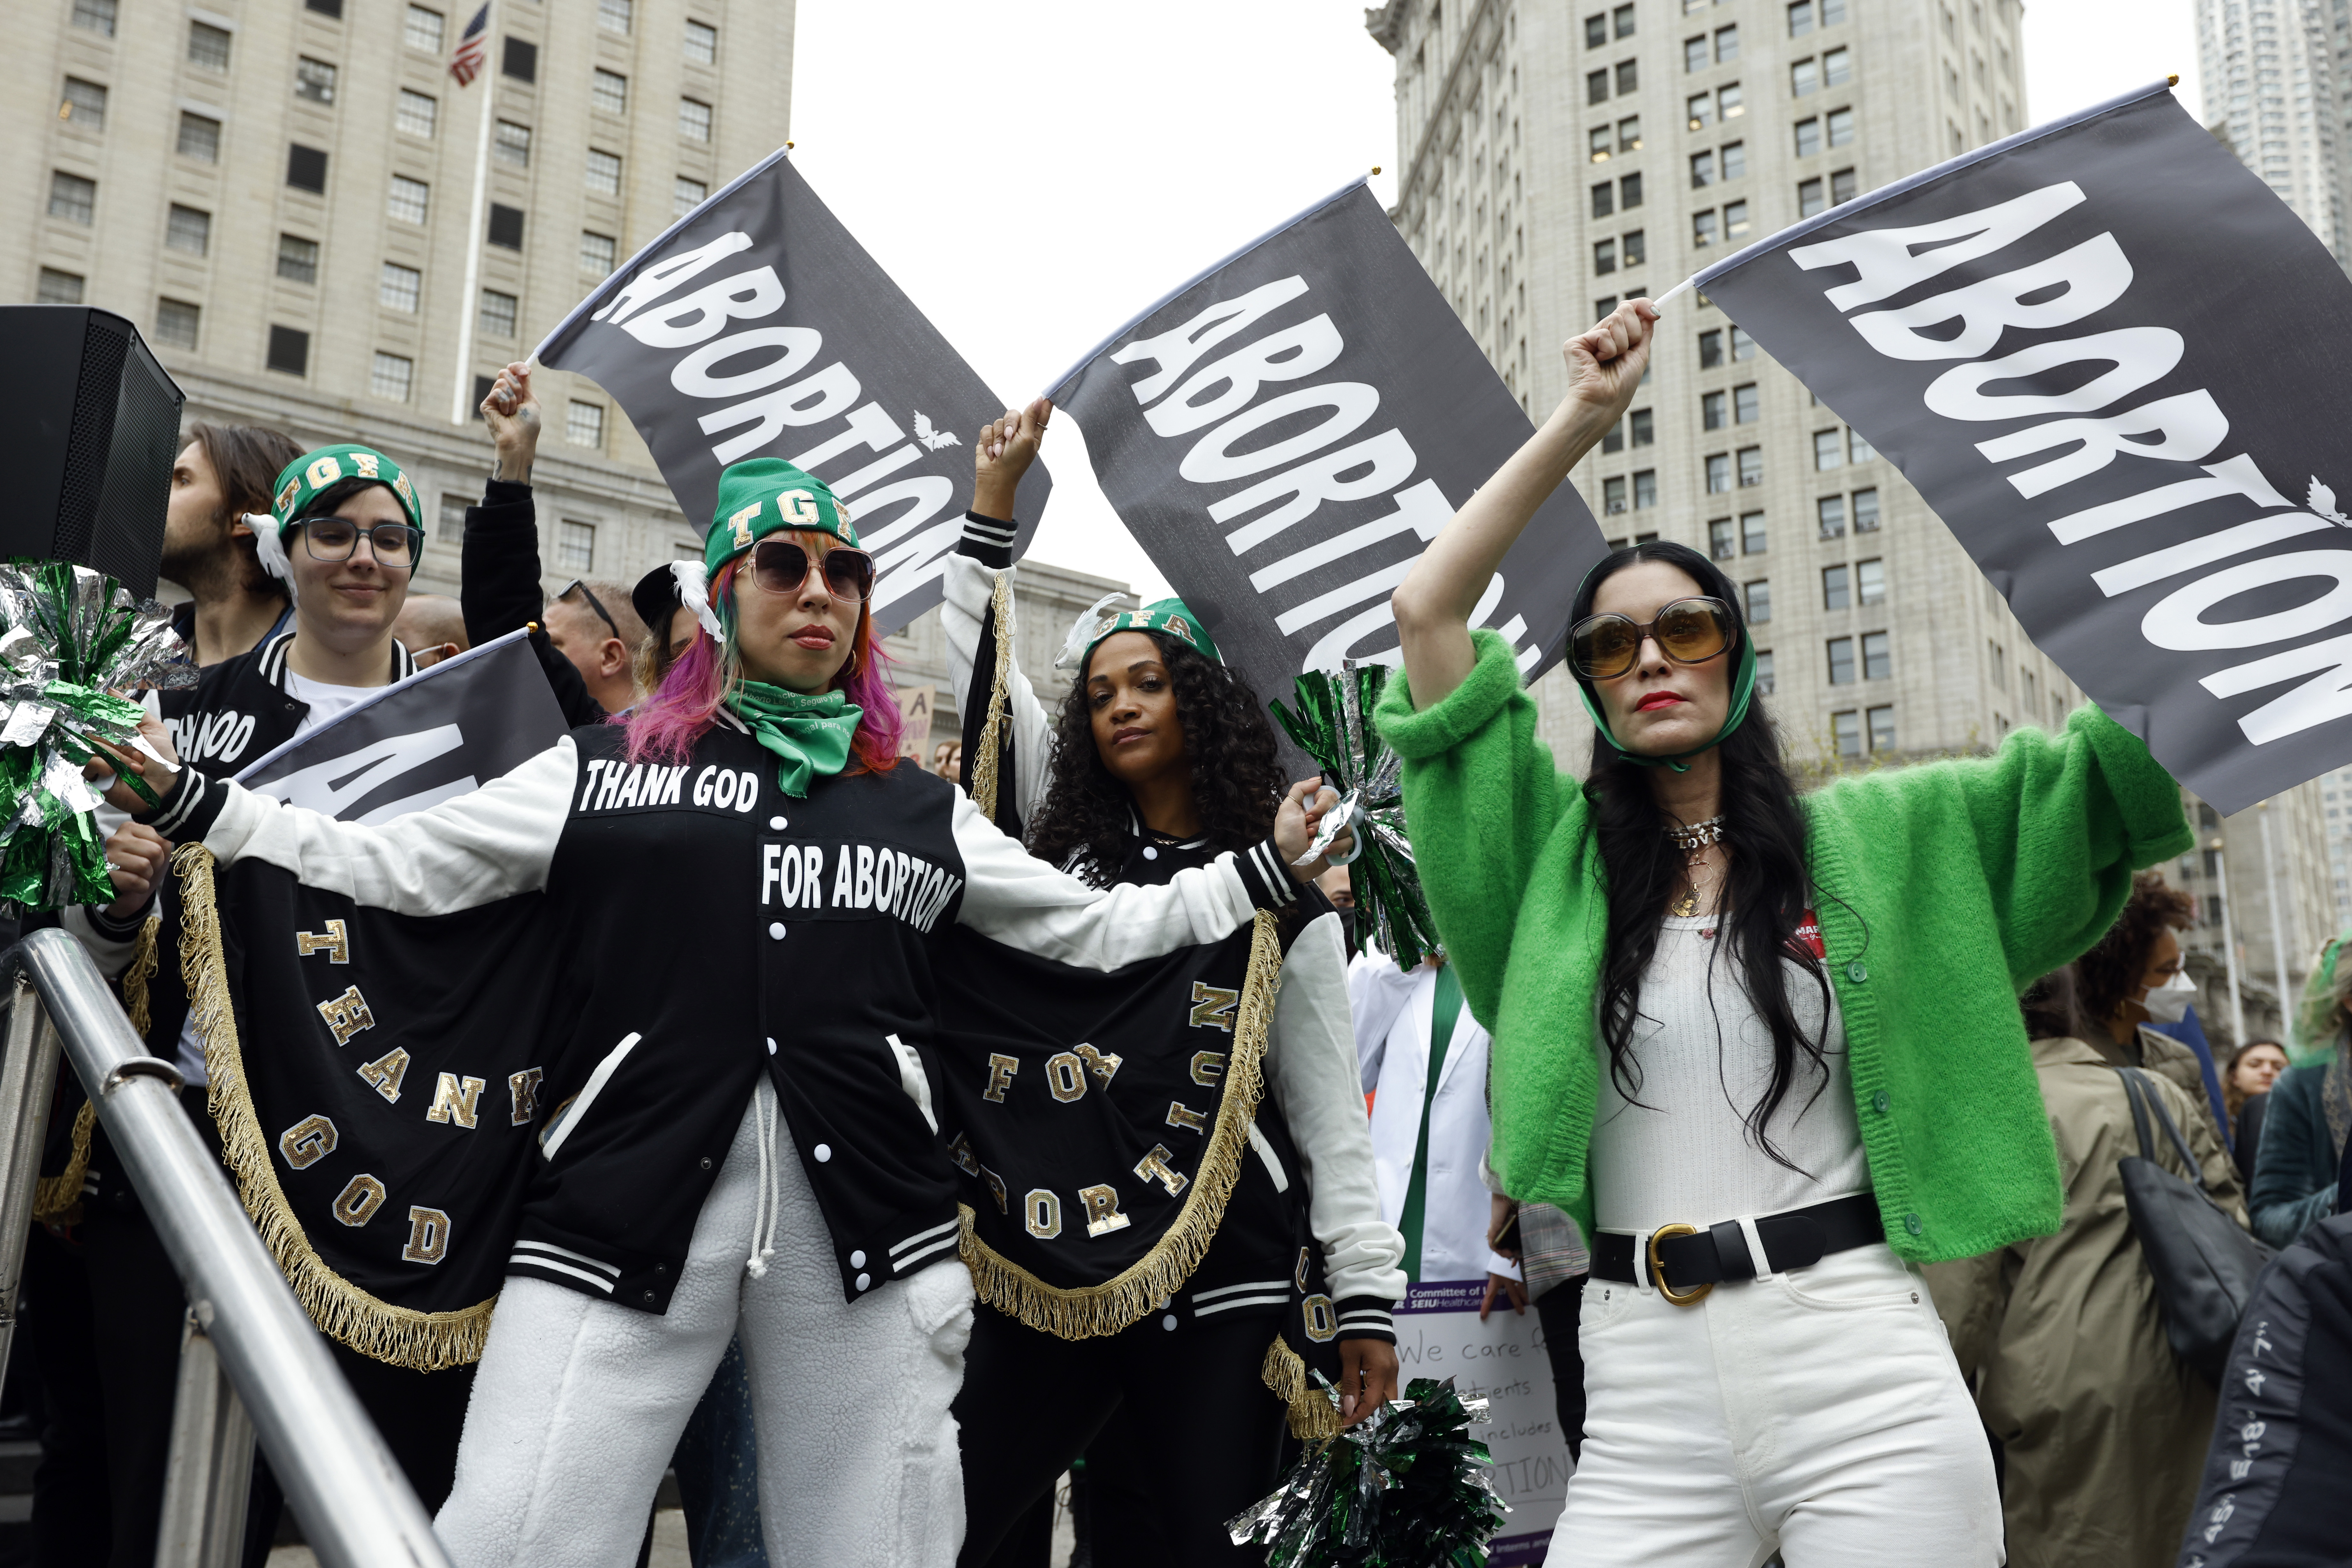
[2075,870,2196,1027]
[1025,628,1287,887]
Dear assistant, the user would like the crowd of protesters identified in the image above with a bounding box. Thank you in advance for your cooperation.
[12,305,2350,1568]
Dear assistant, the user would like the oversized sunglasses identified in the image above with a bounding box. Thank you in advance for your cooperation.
[750,539,874,604]
[294,516,422,568]
[1569,596,1737,680]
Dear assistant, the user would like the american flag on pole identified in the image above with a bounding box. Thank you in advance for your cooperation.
[449,4,488,85]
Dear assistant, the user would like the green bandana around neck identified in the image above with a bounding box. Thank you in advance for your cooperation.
[1085,597,1221,666]
[704,458,858,577]
[727,681,863,799]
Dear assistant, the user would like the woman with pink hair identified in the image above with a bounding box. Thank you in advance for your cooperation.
[111,458,1347,1568]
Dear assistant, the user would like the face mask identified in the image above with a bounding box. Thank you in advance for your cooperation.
[1335,909,1361,950]
[2142,969,2197,1025]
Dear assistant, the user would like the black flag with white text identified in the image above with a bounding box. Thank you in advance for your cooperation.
[1693,83,2352,812]
[535,150,1052,635]
[1052,181,1607,702]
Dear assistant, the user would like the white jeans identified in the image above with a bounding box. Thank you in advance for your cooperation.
[1552,1241,2001,1568]
[435,1085,974,1567]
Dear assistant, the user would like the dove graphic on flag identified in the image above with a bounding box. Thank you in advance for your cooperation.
[914,412,961,452]
[2308,479,2352,529]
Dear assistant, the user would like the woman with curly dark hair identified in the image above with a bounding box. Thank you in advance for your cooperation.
[2075,870,2231,1149]
[939,401,1403,1568]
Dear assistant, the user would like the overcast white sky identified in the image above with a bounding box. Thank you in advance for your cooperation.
[789,0,2202,602]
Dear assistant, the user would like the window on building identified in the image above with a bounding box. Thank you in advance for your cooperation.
[1823,564,1851,610]
[1852,487,1880,531]
[487,203,525,249]
[478,289,519,338]
[1719,82,1744,119]
[177,112,223,163]
[684,18,719,63]
[587,150,623,196]
[1857,557,1884,603]
[1619,115,1642,151]
[276,233,319,283]
[397,90,438,138]
[1633,469,1658,509]
[1824,47,1851,86]
[675,176,708,217]
[380,262,422,312]
[1715,23,1740,61]
[1745,579,1772,623]
[593,69,628,115]
[1720,140,1745,180]
[62,78,107,132]
[1724,200,1749,242]
[558,520,596,574]
[1588,12,1610,48]
[1603,418,1625,455]
[1590,125,1614,162]
[437,494,468,541]
[1603,475,1628,514]
[1589,67,1611,104]
[72,0,117,37]
[388,175,429,223]
[188,20,232,71]
[1867,704,1895,752]
[503,37,538,81]
[1790,0,1815,34]
[267,325,310,376]
[405,5,445,51]
[309,0,345,17]
[1615,2,1636,36]
[1692,209,1718,247]
[1827,635,1855,682]
[1595,295,1619,318]
[1833,710,1862,757]
[1709,517,1737,559]
[155,298,200,349]
[1703,390,1727,430]
[1733,383,1759,424]
[1756,649,1777,694]
[2021,667,2039,711]
[371,352,414,403]
[1691,149,1715,187]
[1617,58,1639,94]
[1621,172,1644,208]
[1630,409,1654,446]
[1685,34,1710,72]
[1592,180,1616,218]
[1687,91,1712,129]
[1595,237,1618,274]
[47,172,95,225]
[493,120,531,167]
[1738,447,1764,486]
[1827,106,1855,147]
[1817,494,1846,537]
[679,97,713,141]
[599,0,632,33]
[567,401,606,448]
[1730,324,1757,361]
[1862,630,1892,679]
[1793,56,1820,96]
[37,268,84,305]
[1814,429,1844,470]
[1848,425,1875,462]
[1795,117,1821,157]
[1706,453,1732,492]
[165,204,211,255]
[1988,639,2007,689]
[580,231,617,275]
[1699,329,1724,368]
[1624,229,1646,266]
[1799,176,1826,216]
[295,58,338,106]
[288,144,330,193]
[1823,0,1848,21]
[1742,510,1768,553]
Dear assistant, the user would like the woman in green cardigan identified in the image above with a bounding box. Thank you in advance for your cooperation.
[1381,300,2193,1567]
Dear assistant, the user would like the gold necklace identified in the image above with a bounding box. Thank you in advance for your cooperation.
[1666,815,1725,918]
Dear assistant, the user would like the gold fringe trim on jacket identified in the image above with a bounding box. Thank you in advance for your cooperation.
[33,913,153,1227]
[968,570,1016,822]
[1261,1333,1345,1440]
[175,845,493,1371]
[959,910,1283,1340]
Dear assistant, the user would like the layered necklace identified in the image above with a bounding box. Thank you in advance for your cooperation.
[1665,814,1726,919]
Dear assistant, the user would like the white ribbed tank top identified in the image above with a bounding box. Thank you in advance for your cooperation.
[1589,912,1870,1234]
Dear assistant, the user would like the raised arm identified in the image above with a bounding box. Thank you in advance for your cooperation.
[1390,301,1658,711]
[466,363,604,729]
[942,399,1059,821]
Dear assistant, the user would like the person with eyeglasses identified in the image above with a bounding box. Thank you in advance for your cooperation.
[55,443,463,1567]
[93,455,1353,1568]
[1377,299,2195,1568]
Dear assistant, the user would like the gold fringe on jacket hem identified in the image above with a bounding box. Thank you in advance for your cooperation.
[33,913,153,1227]
[1261,1334,1345,1440]
[959,910,1283,1340]
[176,845,493,1371]
[968,570,1016,822]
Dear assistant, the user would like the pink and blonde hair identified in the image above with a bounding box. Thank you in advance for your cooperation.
[620,538,904,775]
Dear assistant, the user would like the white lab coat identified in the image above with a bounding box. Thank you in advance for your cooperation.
[1350,952,1520,1285]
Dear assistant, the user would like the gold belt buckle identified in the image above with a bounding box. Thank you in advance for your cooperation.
[1646,1223,1714,1306]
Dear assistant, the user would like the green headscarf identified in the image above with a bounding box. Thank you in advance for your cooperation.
[1570,556,1758,773]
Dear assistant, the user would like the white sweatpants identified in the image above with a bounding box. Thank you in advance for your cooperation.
[1552,1241,2001,1568]
[435,1085,974,1567]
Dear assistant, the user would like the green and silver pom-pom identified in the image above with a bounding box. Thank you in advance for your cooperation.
[1271,663,1440,968]
[1227,1375,1509,1568]
[0,560,193,912]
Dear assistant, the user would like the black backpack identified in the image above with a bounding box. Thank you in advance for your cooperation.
[2116,1065,2274,1385]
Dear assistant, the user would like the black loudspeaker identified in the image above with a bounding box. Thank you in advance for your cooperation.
[0,306,185,600]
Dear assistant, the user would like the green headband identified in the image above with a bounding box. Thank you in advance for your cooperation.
[269,444,422,531]
[1085,598,1222,666]
[705,458,858,577]
[1570,566,1757,773]
[2292,932,2350,1064]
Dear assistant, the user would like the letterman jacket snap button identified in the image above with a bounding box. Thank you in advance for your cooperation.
[814,1144,832,1162]
[642,1290,655,1303]
[766,1037,778,1055]
[856,1273,871,1291]
[1161,1314,1178,1331]
[769,815,786,830]
[699,1157,712,1170]
[851,1250,866,1267]
[768,922,786,940]
[1143,846,1158,860]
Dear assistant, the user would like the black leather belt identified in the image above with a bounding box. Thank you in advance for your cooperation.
[1591,1193,1884,1305]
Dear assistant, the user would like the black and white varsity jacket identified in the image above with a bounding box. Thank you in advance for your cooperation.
[136,718,1307,1313]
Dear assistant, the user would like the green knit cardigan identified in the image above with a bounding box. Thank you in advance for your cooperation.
[1375,630,2194,1264]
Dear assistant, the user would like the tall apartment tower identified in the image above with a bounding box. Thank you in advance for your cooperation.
[9,0,791,606]
[1369,0,2335,1045]
[2196,0,2348,260]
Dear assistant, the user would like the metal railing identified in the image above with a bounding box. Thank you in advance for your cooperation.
[0,927,450,1568]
